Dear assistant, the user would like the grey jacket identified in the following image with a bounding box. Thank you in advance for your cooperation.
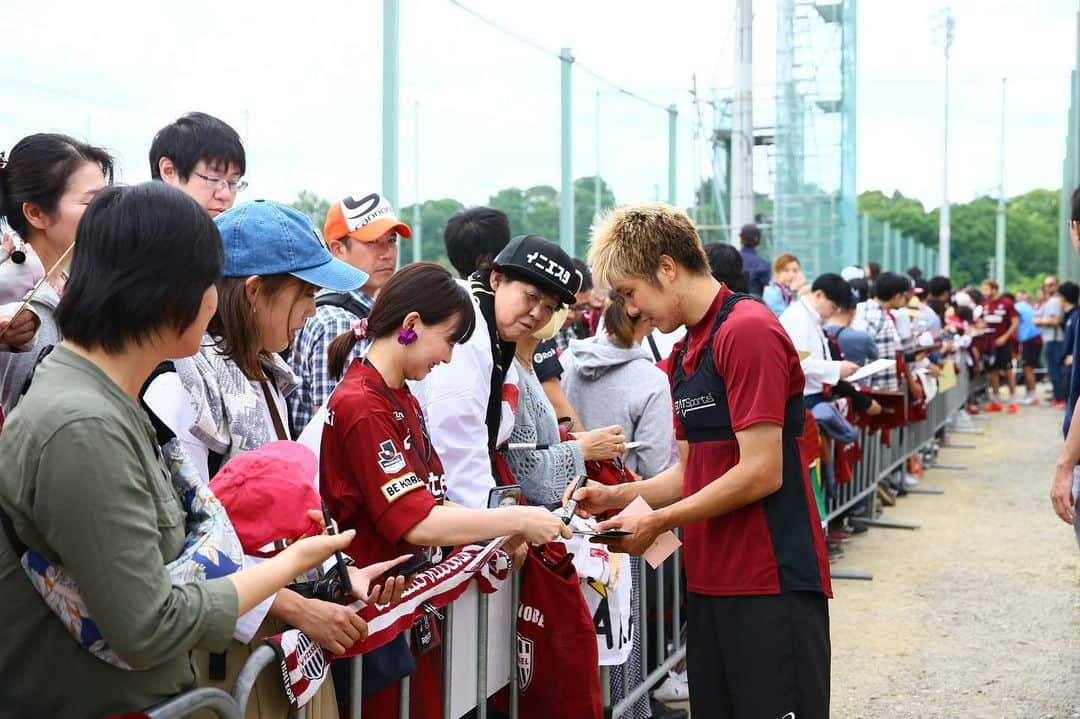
[0,284,61,414]
[560,333,676,478]
[506,358,587,506]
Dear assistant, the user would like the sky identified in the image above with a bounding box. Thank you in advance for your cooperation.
[1,0,1076,218]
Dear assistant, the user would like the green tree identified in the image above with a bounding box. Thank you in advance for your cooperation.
[858,188,1060,290]
[291,190,331,233]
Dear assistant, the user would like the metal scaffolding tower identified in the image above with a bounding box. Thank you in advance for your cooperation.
[773,0,857,278]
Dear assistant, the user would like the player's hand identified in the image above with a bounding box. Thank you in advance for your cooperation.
[867,400,883,416]
[563,480,625,519]
[594,512,663,556]
[1051,463,1077,525]
[993,336,1007,348]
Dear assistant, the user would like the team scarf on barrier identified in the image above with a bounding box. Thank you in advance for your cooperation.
[19,440,244,669]
[263,539,512,712]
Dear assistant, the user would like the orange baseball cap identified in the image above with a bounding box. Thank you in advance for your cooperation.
[324,192,412,243]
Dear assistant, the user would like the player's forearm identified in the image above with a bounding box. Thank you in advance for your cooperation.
[654,453,781,531]
[616,462,684,509]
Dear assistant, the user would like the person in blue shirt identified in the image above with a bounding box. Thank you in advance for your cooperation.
[1012,291,1041,404]
[738,224,771,297]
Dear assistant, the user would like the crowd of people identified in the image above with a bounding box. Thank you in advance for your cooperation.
[0,112,1076,719]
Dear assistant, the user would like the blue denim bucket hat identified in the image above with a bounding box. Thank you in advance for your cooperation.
[215,199,369,291]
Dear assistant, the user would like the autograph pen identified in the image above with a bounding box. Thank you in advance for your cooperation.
[562,474,590,525]
[322,501,352,595]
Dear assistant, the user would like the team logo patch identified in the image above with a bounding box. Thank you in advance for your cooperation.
[377,439,407,474]
[380,472,424,503]
[295,632,327,681]
[517,635,535,691]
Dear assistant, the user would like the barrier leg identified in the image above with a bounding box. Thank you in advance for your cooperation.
[441,603,453,719]
[940,441,976,449]
[654,561,665,669]
[351,653,364,719]
[509,571,521,719]
[146,688,242,719]
[926,461,967,470]
[476,593,489,719]
[857,517,920,530]
[398,633,411,719]
[905,487,945,495]
[671,543,681,651]
[829,569,873,581]
[600,666,612,707]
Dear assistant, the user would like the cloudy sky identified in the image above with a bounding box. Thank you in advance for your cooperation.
[1,0,1075,217]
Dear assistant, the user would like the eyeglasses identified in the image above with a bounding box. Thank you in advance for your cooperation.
[192,171,248,193]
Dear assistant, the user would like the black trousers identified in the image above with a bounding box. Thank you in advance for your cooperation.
[686,590,830,719]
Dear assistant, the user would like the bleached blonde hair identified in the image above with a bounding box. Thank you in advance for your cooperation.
[587,202,709,289]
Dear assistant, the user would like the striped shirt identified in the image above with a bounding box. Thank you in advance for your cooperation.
[287,288,374,436]
[851,300,901,391]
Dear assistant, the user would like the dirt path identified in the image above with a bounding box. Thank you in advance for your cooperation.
[829,404,1080,718]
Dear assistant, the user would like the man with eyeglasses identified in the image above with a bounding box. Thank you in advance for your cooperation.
[149,112,247,218]
[288,192,411,436]
[1035,274,1066,406]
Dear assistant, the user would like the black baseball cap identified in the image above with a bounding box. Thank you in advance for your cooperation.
[492,235,582,305]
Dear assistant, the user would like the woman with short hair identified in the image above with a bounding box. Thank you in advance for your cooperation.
[142,199,376,718]
[0,183,358,716]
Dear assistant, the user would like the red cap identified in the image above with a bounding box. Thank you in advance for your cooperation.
[210,441,324,557]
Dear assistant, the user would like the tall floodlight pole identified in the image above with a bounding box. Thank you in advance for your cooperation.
[383,0,400,211]
[560,48,575,256]
[937,8,955,277]
[668,104,678,205]
[995,78,1007,288]
[731,0,754,244]
[412,100,422,264]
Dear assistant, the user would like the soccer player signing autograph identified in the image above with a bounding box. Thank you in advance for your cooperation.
[568,203,832,719]
[319,262,570,719]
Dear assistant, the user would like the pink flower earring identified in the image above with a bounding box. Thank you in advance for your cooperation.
[398,327,418,345]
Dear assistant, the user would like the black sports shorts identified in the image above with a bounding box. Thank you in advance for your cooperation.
[686,590,830,719]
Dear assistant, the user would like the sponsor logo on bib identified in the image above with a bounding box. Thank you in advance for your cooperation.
[674,393,717,417]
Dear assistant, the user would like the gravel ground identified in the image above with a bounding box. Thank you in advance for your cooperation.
[829,402,1080,719]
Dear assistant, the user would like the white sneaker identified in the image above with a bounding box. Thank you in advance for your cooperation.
[652,670,690,703]
[902,473,920,488]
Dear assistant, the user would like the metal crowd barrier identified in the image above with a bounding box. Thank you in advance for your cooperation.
[151,355,979,718]
[824,354,973,527]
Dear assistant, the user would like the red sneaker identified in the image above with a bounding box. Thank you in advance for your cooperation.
[1052,399,1068,409]
[966,405,981,415]
[985,402,1003,412]
[1006,403,1018,414]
